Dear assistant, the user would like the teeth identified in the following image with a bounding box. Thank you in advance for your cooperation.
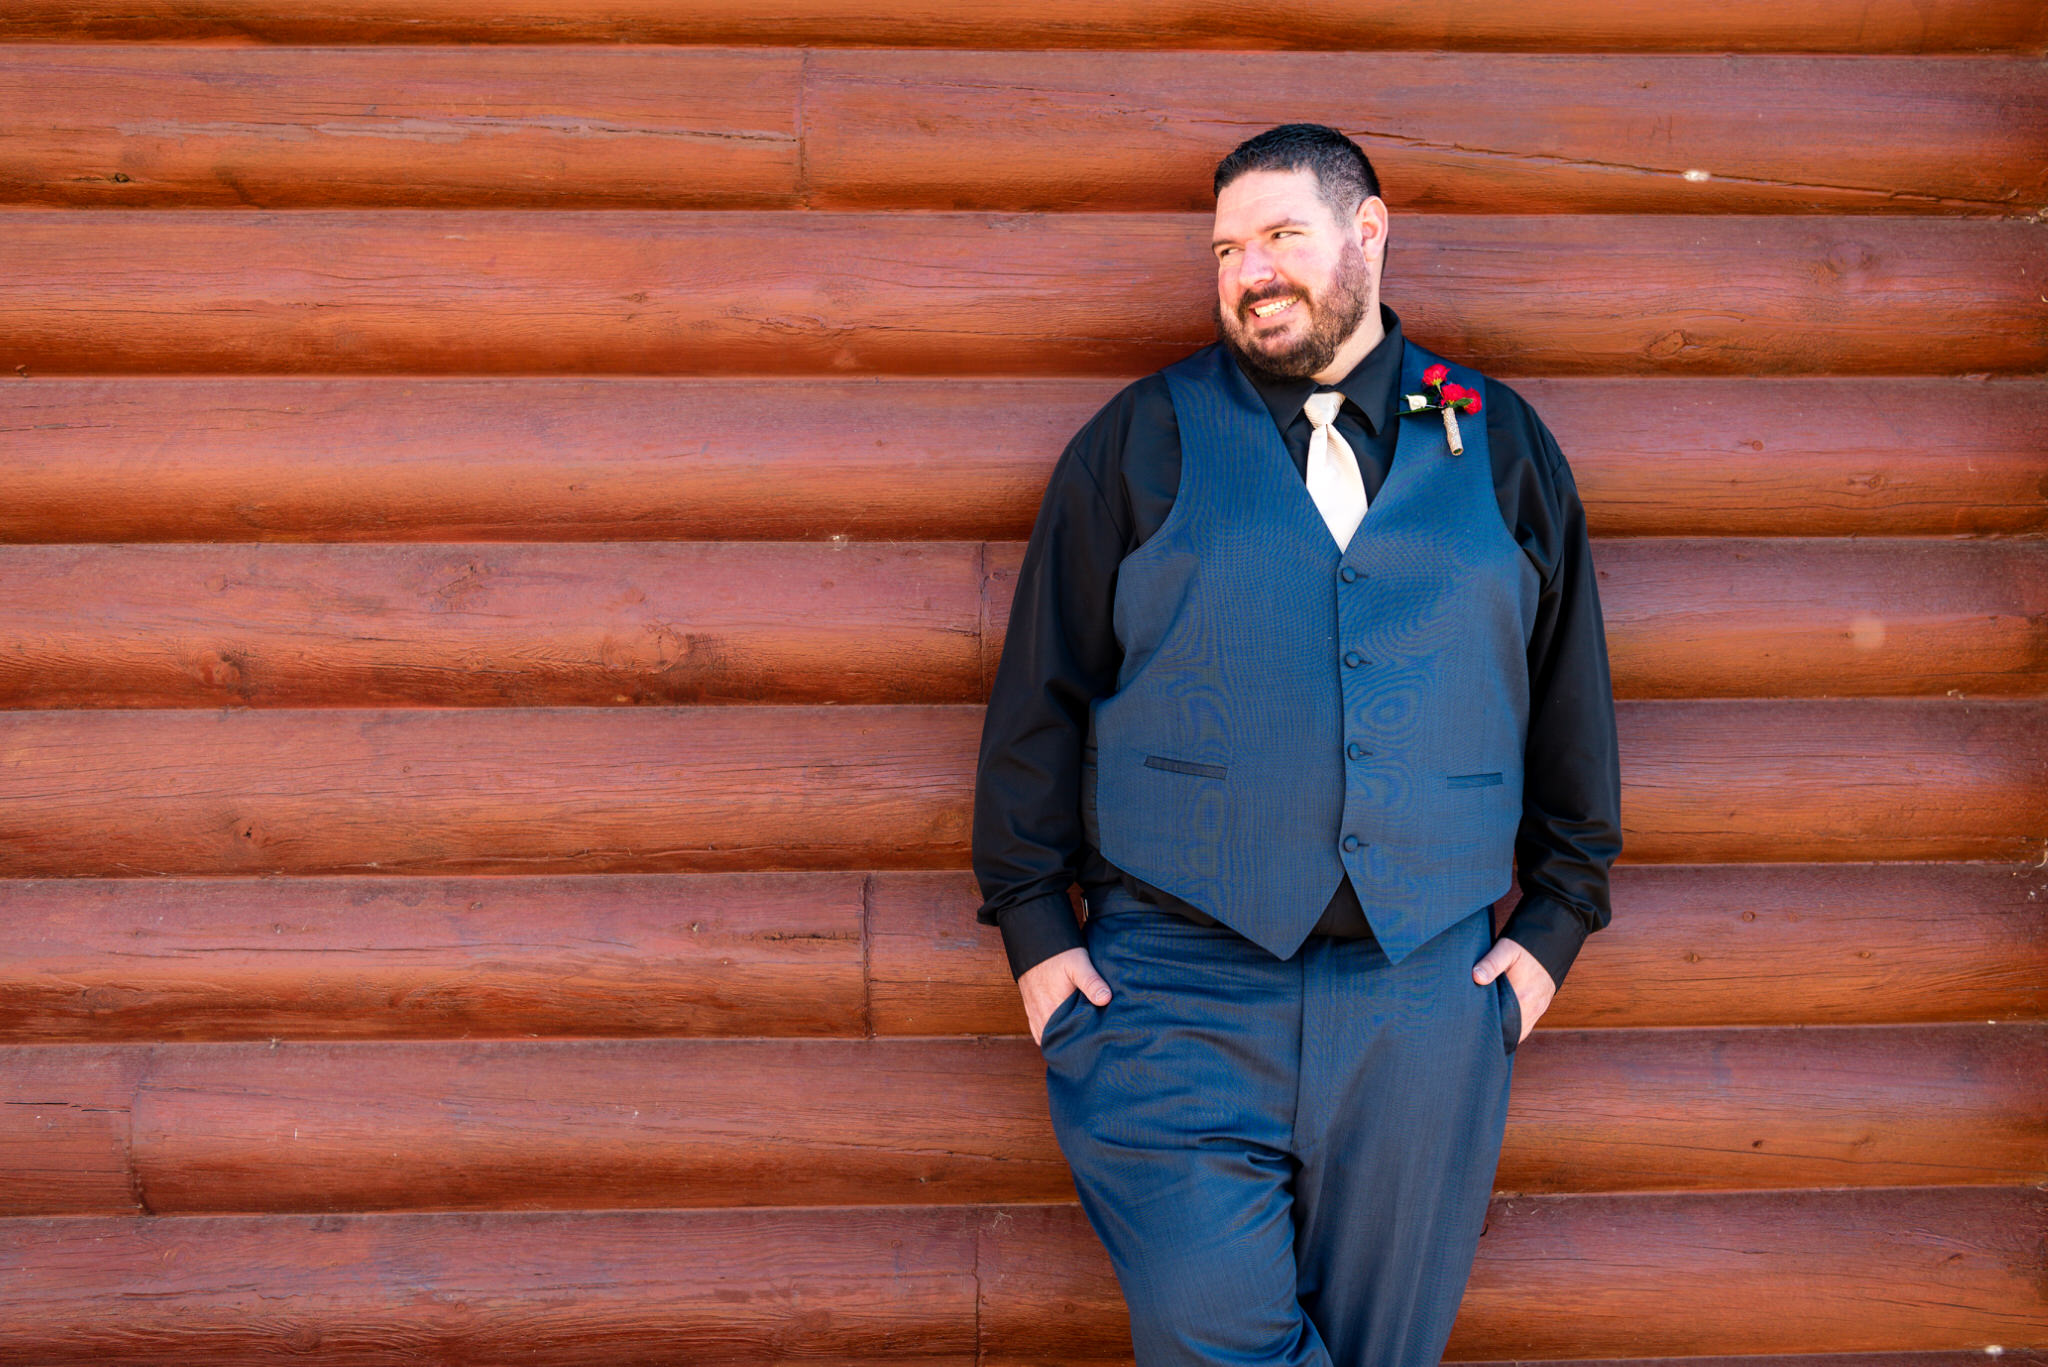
[1251,297,1296,318]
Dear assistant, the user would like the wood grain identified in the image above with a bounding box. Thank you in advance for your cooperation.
[0,701,2040,878]
[1,860,2041,1046]
[0,537,2037,707]
[0,47,801,209]
[978,1189,2048,1362]
[868,863,2048,1035]
[4,213,2041,376]
[804,52,2048,214]
[7,0,2044,51]
[0,542,990,707]
[5,49,2040,214]
[0,872,869,1044]
[0,1205,982,1366]
[0,1026,2036,1217]
[6,376,2041,542]
[0,1193,2033,1362]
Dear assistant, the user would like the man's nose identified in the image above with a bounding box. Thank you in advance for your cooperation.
[1235,245,1277,292]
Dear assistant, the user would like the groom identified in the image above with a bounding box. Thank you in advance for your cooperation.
[972,124,1622,1364]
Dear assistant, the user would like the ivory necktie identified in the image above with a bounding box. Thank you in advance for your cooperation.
[1302,389,1368,550]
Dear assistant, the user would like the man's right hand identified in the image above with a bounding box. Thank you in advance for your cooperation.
[1020,945,1113,1045]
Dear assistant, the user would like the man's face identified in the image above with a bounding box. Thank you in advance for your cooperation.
[1210,167,1376,380]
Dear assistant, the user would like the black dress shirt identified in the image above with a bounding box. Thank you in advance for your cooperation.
[972,302,1623,991]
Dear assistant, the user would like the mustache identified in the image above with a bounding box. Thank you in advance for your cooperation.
[1239,286,1308,316]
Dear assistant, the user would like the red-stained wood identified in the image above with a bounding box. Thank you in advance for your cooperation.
[0,537,2038,708]
[0,1193,2034,1362]
[976,1189,2048,1362]
[123,1037,1074,1214]
[867,863,2048,1036]
[5,50,2040,215]
[0,705,982,879]
[1585,538,2048,699]
[0,701,2041,879]
[0,541,988,707]
[2,860,2041,1047]
[0,1026,2036,1218]
[0,873,868,1044]
[1494,1023,2048,1194]
[0,1047,140,1216]
[0,1205,982,1366]
[7,0,2044,51]
[804,53,2048,214]
[3,213,2042,377]
[0,48,801,210]
[1616,699,2048,863]
[4,376,2041,543]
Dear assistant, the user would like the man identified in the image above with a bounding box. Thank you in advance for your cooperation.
[972,124,1622,1365]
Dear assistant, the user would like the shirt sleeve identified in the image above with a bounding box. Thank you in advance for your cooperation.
[1494,388,1625,991]
[971,386,1138,980]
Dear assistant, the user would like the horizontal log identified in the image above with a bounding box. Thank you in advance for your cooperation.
[0,1191,2034,1363]
[1586,538,2048,699]
[5,50,2039,215]
[0,1047,139,1216]
[4,213,2041,376]
[1,537,2039,707]
[3,859,2042,1046]
[867,863,2048,1035]
[0,701,2041,878]
[20,1025,2048,1214]
[0,541,991,707]
[0,1204,983,1365]
[0,705,982,879]
[0,47,801,209]
[982,1189,2048,1362]
[804,52,2048,214]
[0,872,868,1044]
[7,0,2044,50]
[5,376,2041,542]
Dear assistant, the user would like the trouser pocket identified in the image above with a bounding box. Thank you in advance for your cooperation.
[1494,973,1522,1057]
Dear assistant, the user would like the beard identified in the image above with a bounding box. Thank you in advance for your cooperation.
[1213,235,1374,383]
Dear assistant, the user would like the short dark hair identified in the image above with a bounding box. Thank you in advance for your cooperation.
[1213,124,1380,221]
[1213,124,1386,283]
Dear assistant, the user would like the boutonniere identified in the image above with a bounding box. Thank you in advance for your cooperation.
[1399,363,1483,455]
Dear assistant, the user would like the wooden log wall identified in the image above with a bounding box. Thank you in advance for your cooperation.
[1,3,2044,1362]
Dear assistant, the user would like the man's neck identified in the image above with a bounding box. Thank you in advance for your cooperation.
[1311,295,1386,386]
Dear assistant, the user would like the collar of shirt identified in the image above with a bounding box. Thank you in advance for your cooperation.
[1229,301,1405,441]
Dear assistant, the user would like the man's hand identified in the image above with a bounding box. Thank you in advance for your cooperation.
[1471,935,1555,1046]
[1019,945,1113,1046]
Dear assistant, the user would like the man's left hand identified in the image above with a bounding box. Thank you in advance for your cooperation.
[1472,935,1554,1047]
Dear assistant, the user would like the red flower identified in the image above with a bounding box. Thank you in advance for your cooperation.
[1422,363,1449,387]
[1438,380,1483,415]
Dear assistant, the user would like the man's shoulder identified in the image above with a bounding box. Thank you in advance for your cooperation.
[1476,372,1576,485]
[1067,364,1186,458]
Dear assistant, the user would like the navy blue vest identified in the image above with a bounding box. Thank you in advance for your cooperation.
[1083,335,1538,965]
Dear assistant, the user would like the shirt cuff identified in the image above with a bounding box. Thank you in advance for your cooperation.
[1500,892,1593,992]
[995,890,1087,981]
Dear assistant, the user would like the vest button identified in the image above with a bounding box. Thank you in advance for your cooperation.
[1342,834,1362,852]
[1346,742,1368,759]
[1339,566,1359,583]
[1344,651,1364,668]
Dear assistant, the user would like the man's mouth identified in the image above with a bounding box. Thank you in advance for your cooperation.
[1248,295,1299,320]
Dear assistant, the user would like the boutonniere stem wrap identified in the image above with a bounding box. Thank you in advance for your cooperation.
[1399,363,1483,455]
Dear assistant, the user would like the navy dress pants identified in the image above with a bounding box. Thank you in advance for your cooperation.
[1038,883,1519,1367]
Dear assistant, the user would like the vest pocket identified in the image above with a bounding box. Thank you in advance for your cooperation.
[1447,771,1504,788]
[1144,755,1228,780]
